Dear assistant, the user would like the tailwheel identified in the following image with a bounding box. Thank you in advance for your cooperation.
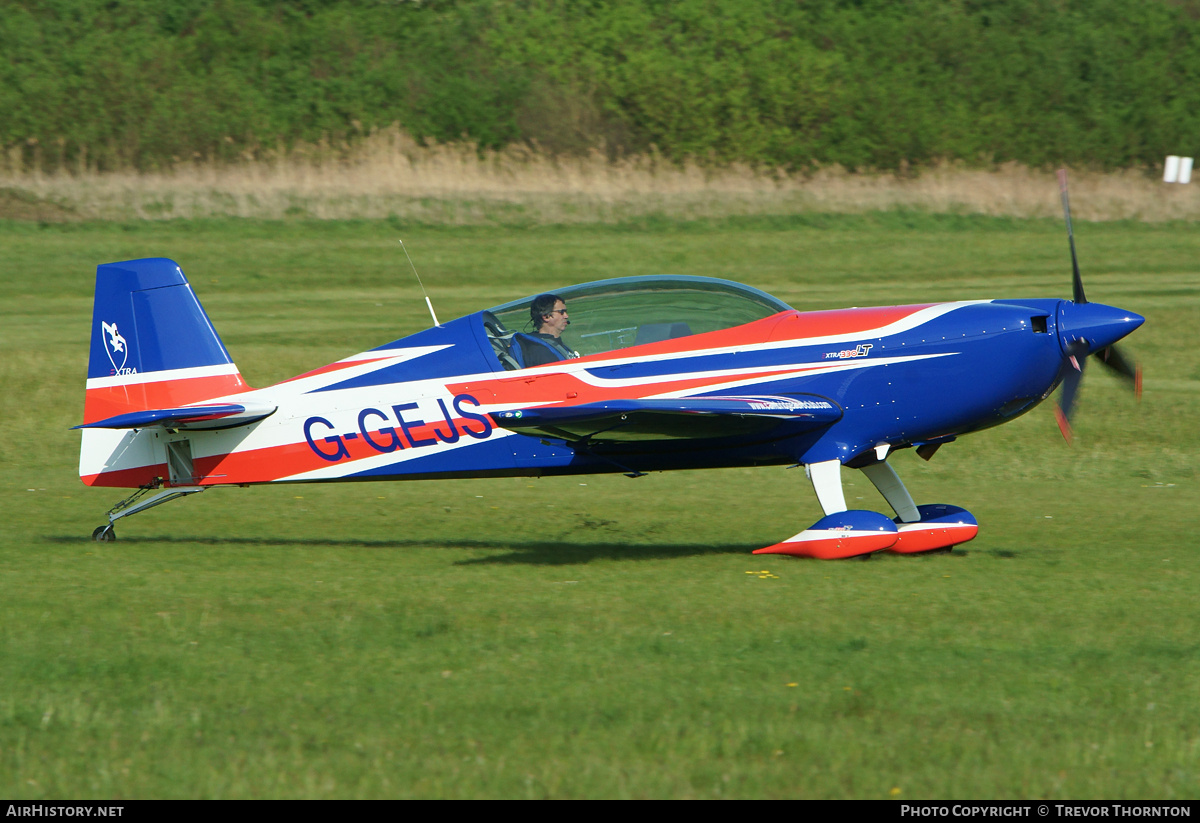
[94,483,205,539]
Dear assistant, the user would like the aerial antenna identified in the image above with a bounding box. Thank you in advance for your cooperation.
[399,238,440,327]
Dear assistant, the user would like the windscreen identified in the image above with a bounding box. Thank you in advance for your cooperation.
[484,275,792,358]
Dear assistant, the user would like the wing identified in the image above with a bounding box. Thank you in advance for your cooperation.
[492,394,841,444]
[75,402,277,431]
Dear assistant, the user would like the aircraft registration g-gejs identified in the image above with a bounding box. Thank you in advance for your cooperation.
[77,175,1144,558]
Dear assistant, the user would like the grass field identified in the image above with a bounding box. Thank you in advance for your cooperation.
[1,213,1198,798]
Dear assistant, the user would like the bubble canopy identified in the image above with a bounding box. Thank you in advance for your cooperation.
[484,275,793,357]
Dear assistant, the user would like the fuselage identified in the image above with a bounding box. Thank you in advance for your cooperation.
[82,295,1129,489]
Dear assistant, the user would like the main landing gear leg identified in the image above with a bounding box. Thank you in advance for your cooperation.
[754,460,900,560]
[859,461,920,523]
[91,482,206,542]
[859,460,978,554]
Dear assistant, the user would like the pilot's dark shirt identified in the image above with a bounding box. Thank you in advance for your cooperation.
[519,333,579,367]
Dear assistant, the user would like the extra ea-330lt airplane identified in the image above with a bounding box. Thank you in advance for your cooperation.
[77,174,1144,559]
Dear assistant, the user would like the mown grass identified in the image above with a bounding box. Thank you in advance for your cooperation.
[0,214,1197,798]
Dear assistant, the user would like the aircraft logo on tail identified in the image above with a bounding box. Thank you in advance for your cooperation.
[101,321,129,374]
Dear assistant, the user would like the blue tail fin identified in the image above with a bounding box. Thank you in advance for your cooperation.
[84,258,248,424]
[88,258,234,379]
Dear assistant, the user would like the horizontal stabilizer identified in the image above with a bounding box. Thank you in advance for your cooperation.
[75,402,276,431]
[493,394,840,443]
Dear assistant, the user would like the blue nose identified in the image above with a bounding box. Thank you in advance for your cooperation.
[1057,301,1145,356]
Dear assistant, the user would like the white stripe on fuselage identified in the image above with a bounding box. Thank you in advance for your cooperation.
[279,425,517,482]
[263,345,453,398]
[86,362,242,389]
[215,301,988,404]
[565,300,991,373]
[643,352,957,398]
[87,301,986,479]
[570,351,954,391]
[86,346,453,394]
[256,300,990,401]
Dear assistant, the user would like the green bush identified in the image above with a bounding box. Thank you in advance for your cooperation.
[2,0,1199,172]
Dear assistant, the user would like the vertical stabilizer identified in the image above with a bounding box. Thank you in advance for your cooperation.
[83,258,250,424]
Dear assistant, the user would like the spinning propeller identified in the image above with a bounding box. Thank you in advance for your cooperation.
[1053,169,1143,443]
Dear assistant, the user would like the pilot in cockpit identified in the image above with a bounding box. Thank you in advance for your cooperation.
[513,293,580,367]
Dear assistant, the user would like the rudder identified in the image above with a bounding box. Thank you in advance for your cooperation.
[83,258,249,424]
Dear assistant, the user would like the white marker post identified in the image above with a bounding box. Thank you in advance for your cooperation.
[1164,155,1181,183]
[1164,155,1193,183]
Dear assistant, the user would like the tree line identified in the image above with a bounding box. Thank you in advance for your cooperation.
[3,0,1198,173]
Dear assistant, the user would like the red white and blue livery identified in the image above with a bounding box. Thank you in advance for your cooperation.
[78,175,1144,558]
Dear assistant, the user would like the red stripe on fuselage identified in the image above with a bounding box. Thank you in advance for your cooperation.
[81,462,169,488]
[564,305,932,362]
[83,373,250,424]
[450,305,934,408]
[765,305,936,342]
[278,357,393,384]
[191,441,323,485]
[184,414,485,484]
[458,365,831,410]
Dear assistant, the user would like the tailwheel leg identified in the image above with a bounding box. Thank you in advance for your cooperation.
[92,481,206,540]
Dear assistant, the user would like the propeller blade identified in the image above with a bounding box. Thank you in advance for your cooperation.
[1050,173,1142,445]
[1096,344,1143,399]
[1053,404,1074,446]
[1055,357,1085,444]
[1057,169,1087,304]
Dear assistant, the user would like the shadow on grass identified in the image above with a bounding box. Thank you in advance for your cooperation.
[46,534,758,565]
[452,542,761,566]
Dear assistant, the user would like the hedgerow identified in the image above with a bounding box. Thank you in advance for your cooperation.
[3,0,1198,172]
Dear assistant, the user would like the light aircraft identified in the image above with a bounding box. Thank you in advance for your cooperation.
[78,173,1143,558]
